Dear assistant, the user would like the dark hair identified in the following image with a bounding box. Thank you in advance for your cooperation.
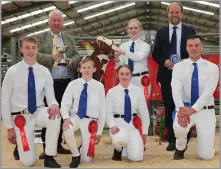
[117,64,132,74]
[167,2,183,14]
[80,56,95,67]
[21,36,38,47]
[186,34,203,43]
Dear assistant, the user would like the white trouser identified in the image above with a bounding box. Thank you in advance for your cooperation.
[131,74,151,99]
[110,118,144,161]
[63,113,97,163]
[13,107,61,167]
[173,109,216,160]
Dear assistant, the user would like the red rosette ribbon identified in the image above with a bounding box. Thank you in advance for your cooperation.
[14,115,30,152]
[87,120,98,158]
[132,116,144,144]
[141,75,150,104]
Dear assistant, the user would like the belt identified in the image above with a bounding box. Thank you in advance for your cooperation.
[84,115,98,120]
[114,113,137,118]
[132,71,148,77]
[54,78,71,83]
[11,109,29,115]
[11,106,41,115]
[203,105,214,109]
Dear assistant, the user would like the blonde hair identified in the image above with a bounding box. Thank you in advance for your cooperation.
[127,19,142,29]
[21,36,38,47]
[80,56,95,67]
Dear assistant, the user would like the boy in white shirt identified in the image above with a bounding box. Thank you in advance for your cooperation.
[60,57,106,168]
[1,36,61,168]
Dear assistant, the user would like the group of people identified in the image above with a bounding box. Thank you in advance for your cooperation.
[1,1,219,168]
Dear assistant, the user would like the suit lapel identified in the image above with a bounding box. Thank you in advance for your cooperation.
[46,31,53,53]
[165,26,170,51]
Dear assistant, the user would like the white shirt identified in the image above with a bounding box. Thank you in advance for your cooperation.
[118,38,150,74]
[106,83,150,134]
[60,78,106,135]
[171,58,219,112]
[1,60,58,129]
[169,22,182,58]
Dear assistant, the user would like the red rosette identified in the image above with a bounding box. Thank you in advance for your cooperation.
[14,115,30,152]
[141,75,150,104]
[87,120,98,158]
[132,116,145,144]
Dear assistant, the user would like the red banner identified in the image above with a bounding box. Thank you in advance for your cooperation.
[103,55,219,99]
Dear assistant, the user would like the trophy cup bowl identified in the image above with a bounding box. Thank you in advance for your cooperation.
[56,46,69,66]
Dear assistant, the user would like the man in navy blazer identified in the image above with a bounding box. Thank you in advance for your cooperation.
[152,2,195,151]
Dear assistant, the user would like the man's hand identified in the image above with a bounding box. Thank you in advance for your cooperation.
[178,107,196,117]
[7,128,17,145]
[111,126,120,134]
[62,118,73,131]
[52,53,64,62]
[178,115,190,128]
[94,135,101,145]
[164,59,174,69]
[66,58,73,67]
[47,104,60,120]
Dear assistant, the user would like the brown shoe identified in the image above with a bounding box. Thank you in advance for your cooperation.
[57,146,71,154]
[39,151,46,160]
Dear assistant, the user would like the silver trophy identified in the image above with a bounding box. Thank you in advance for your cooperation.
[56,46,69,66]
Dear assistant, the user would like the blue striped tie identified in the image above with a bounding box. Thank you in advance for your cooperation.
[128,42,135,72]
[28,67,37,114]
[78,83,88,119]
[191,63,199,106]
[124,89,131,123]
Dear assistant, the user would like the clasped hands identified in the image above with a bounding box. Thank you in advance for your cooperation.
[177,107,196,128]
[111,125,146,144]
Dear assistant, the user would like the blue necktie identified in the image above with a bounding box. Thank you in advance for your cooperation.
[78,83,88,119]
[191,63,199,106]
[128,42,135,72]
[171,26,177,54]
[124,89,132,123]
[28,67,37,114]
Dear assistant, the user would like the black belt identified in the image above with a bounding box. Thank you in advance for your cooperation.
[54,78,71,83]
[11,110,27,115]
[132,71,148,77]
[114,113,137,118]
[84,115,98,120]
[203,105,214,109]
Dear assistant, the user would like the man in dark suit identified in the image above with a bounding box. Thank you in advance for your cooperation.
[152,2,195,151]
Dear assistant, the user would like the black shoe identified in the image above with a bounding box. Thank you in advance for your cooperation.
[166,143,176,151]
[39,151,46,160]
[44,156,61,168]
[57,146,71,154]
[13,145,20,160]
[69,156,81,168]
[174,149,185,160]
[112,149,122,161]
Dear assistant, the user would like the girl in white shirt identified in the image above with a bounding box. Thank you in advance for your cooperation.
[115,19,151,99]
[106,64,150,162]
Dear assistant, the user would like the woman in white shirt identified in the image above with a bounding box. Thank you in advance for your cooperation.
[106,64,150,162]
[115,19,151,98]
